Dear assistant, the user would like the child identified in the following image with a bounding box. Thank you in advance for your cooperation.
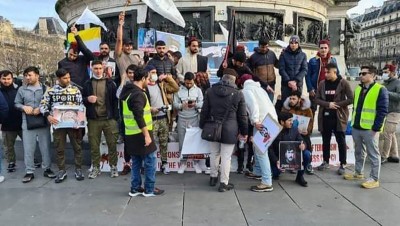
[268,112,311,187]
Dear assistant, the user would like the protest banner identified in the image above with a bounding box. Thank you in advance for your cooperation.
[310,135,355,167]
[292,114,310,134]
[52,106,86,129]
[138,28,156,52]
[89,61,116,79]
[279,141,302,170]
[181,127,210,159]
[156,30,186,55]
[253,113,282,153]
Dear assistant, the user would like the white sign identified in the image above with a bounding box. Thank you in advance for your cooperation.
[253,113,282,153]
[310,135,355,167]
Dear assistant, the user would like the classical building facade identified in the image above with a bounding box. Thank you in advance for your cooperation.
[347,0,400,71]
[56,0,359,73]
[0,17,65,78]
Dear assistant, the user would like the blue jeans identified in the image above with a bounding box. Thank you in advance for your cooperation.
[253,147,272,186]
[271,150,312,177]
[131,151,156,194]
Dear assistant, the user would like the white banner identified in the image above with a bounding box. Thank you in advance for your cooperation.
[310,135,355,167]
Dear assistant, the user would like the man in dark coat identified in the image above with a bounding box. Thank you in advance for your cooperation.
[200,68,248,192]
[119,68,163,197]
[278,35,308,105]
[57,24,95,89]
[0,70,22,172]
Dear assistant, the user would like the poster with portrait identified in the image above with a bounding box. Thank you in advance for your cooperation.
[279,141,303,170]
[253,113,282,154]
[201,42,227,69]
[138,28,156,52]
[52,105,86,129]
[155,30,186,55]
[292,114,310,134]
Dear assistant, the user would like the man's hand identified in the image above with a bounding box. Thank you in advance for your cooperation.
[144,135,152,146]
[87,95,97,104]
[159,74,167,81]
[222,60,228,69]
[328,102,339,109]
[150,107,159,114]
[47,115,59,125]
[71,24,78,36]
[32,108,41,116]
[288,81,297,91]
[299,141,306,151]
[22,106,34,115]
[119,12,125,25]
[255,122,263,131]
[300,130,308,136]
[266,85,275,94]
[309,90,316,97]
[182,102,189,110]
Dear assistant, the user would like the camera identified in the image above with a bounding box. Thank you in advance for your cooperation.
[157,105,171,113]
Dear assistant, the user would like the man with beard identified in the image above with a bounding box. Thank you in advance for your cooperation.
[247,38,279,101]
[306,39,339,120]
[176,38,209,82]
[58,24,95,89]
[97,42,121,86]
[147,41,176,78]
[115,12,141,77]
[0,70,22,173]
[119,68,164,197]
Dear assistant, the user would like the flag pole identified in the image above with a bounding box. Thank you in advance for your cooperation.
[222,10,235,68]
[122,0,132,13]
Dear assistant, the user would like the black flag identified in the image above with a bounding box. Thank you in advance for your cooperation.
[222,10,236,67]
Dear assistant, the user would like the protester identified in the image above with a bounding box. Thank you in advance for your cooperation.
[242,76,276,192]
[58,24,95,89]
[278,35,308,108]
[174,72,204,174]
[379,64,400,163]
[224,52,253,89]
[82,60,119,179]
[172,51,182,66]
[115,12,140,77]
[315,63,353,175]
[14,66,56,183]
[247,37,279,101]
[216,45,246,78]
[120,68,164,197]
[0,90,9,183]
[145,64,179,174]
[147,40,176,77]
[306,39,340,118]
[269,112,311,187]
[97,42,121,86]
[200,69,248,192]
[0,70,22,173]
[281,91,313,174]
[40,68,85,183]
[344,65,388,189]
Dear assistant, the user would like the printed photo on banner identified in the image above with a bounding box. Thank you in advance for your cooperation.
[138,28,156,52]
[279,141,302,170]
[52,105,87,129]
[155,30,186,55]
[253,113,282,153]
[292,114,310,134]
[89,61,116,79]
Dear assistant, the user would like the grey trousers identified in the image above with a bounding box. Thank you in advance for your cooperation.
[22,126,52,174]
[352,128,381,181]
[209,142,235,184]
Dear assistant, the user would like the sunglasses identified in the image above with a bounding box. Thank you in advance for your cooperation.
[359,72,370,76]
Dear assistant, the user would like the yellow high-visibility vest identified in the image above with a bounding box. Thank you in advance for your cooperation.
[122,93,153,135]
[352,83,384,131]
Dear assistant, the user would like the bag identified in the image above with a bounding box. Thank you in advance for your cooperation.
[201,120,223,142]
[26,115,48,130]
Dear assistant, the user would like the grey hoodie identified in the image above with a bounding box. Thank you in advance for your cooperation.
[173,84,203,119]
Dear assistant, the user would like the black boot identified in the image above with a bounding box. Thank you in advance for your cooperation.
[237,165,244,174]
[295,172,308,187]
[218,183,234,192]
[209,177,218,187]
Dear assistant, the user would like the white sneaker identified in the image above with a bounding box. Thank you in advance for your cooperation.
[178,164,186,174]
[162,163,170,175]
[194,162,202,174]
[204,167,211,175]
[0,176,4,183]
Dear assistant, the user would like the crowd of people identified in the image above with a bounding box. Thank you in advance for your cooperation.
[0,11,399,196]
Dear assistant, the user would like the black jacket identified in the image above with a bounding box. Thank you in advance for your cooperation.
[82,78,119,120]
[58,35,95,88]
[119,83,157,156]
[0,84,21,131]
[0,91,9,124]
[268,127,304,164]
[147,55,176,76]
[200,81,248,144]
[279,47,307,88]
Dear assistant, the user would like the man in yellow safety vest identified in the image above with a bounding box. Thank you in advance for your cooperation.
[344,65,388,189]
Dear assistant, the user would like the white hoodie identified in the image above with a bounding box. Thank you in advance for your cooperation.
[242,79,277,125]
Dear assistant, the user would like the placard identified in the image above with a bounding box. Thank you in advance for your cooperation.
[279,141,302,170]
[292,114,310,134]
[52,105,86,129]
[253,113,282,153]
[138,28,156,52]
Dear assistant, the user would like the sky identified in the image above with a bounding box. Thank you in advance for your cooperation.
[0,0,386,31]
